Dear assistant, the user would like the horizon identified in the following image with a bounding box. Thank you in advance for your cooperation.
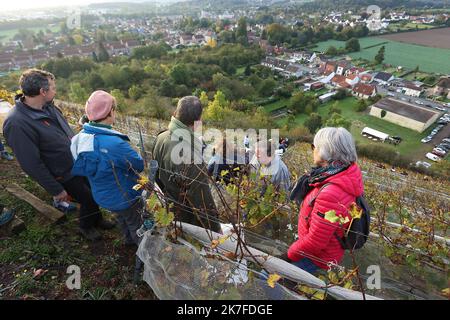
[2,0,164,12]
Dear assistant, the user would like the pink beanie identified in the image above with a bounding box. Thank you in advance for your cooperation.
[85,90,115,121]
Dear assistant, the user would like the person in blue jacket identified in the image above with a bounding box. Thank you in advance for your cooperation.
[71,90,144,246]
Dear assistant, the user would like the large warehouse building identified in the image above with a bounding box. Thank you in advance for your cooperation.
[369,98,441,132]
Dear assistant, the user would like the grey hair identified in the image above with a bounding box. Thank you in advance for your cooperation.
[174,96,203,126]
[19,69,55,97]
[313,127,357,165]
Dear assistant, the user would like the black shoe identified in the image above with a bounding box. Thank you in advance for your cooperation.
[96,218,116,230]
[80,227,102,241]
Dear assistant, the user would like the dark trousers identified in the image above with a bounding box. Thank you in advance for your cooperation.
[62,176,102,229]
[113,199,143,245]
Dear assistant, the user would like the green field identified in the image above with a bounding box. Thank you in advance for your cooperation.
[314,37,450,74]
[387,23,434,32]
[0,26,59,43]
[269,97,434,159]
[263,98,290,112]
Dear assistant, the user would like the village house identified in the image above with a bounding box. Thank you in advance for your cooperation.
[345,74,360,87]
[179,34,194,46]
[78,45,96,58]
[345,66,365,77]
[372,71,395,85]
[331,74,351,89]
[259,40,275,55]
[370,97,441,132]
[13,53,33,69]
[261,57,303,78]
[192,34,205,45]
[62,46,83,58]
[284,64,304,78]
[304,81,324,91]
[335,60,351,76]
[433,77,450,99]
[262,57,289,71]
[318,91,337,103]
[321,61,337,75]
[106,41,128,56]
[359,73,373,83]
[0,53,15,71]
[352,83,377,99]
[402,82,423,97]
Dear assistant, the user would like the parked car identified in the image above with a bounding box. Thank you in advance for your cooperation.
[432,150,446,157]
[426,153,441,162]
[421,137,432,143]
[434,147,447,154]
[416,161,432,168]
[415,100,424,105]
[437,145,450,152]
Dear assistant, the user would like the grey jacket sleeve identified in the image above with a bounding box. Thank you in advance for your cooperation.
[4,122,64,196]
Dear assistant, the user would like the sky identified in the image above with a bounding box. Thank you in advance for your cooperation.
[3,0,151,12]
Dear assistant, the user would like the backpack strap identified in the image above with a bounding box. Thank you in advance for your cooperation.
[307,182,352,249]
[305,183,332,223]
[308,183,332,207]
[334,232,348,250]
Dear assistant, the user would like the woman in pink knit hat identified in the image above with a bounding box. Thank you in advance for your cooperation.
[70,90,145,246]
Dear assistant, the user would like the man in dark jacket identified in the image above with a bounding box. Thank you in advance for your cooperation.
[3,69,114,241]
[152,96,221,233]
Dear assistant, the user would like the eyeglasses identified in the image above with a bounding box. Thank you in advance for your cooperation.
[311,143,315,151]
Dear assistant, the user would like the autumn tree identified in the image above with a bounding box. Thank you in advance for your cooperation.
[304,113,323,134]
[236,17,248,45]
[374,45,385,65]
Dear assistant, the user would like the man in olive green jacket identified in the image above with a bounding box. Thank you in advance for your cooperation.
[152,96,221,233]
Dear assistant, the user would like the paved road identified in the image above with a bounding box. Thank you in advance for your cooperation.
[375,84,449,112]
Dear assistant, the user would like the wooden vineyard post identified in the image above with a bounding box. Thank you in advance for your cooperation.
[5,183,66,224]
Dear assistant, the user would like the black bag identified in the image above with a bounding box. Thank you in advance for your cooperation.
[307,183,371,251]
[336,195,371,250]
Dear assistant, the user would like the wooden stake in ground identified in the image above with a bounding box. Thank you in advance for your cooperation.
[5,183,65,224]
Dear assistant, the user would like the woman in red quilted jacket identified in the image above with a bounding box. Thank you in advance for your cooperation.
[285,127,364,274]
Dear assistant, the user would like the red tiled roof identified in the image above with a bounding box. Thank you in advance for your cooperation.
[331,74,346,84]
[338,81,351,89]
[404,83,422,91]
[353,83,376,96]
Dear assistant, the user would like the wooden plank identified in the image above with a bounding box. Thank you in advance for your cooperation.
[0,216,26,237]
[5,183,65,224]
